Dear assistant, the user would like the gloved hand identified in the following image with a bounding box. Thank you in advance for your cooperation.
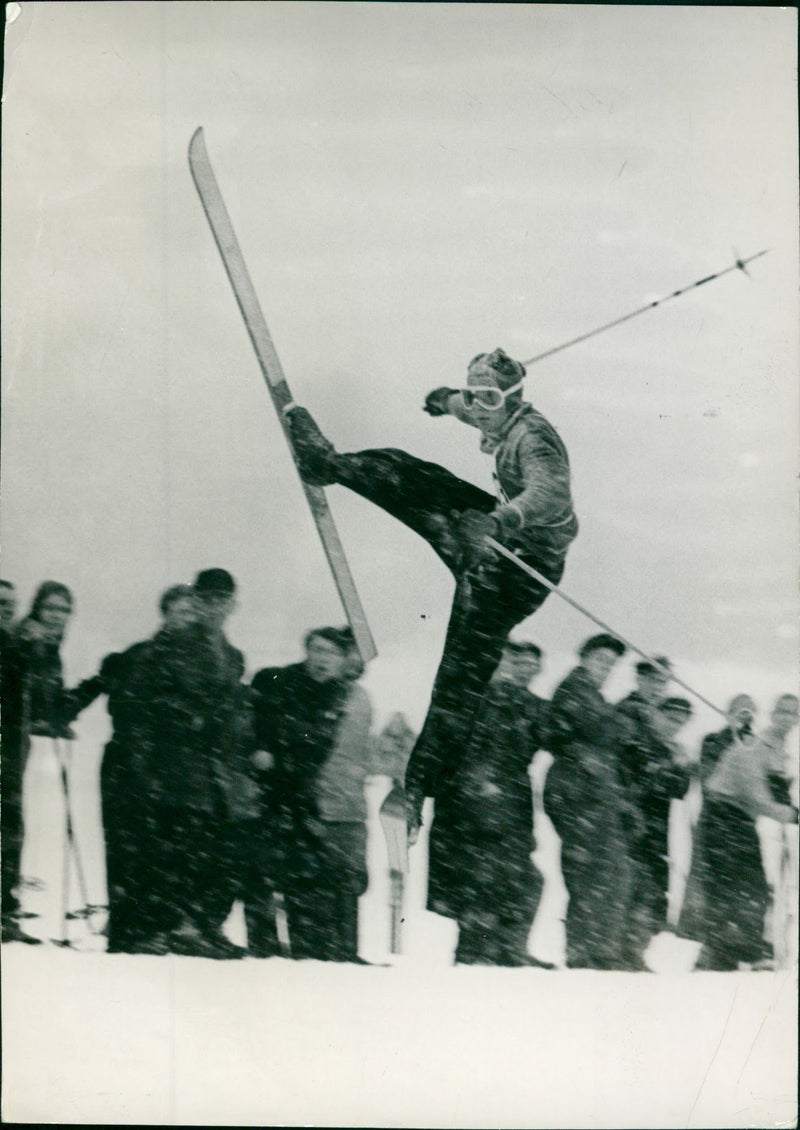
[423,387,457,416]
[454,509,499,572]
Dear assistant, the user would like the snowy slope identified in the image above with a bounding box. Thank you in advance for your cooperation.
[3,737,798,1126]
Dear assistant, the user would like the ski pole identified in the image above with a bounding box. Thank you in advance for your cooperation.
[521,251,769,367]
[485,537,727,720]
[53,738,91,923]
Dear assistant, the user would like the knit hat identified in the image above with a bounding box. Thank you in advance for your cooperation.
[636,656,672,677]
[468,348,526,391]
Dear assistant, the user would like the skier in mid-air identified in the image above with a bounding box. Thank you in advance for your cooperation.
[284,347,578,834]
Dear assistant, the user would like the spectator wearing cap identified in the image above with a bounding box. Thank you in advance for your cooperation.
[249,627,371,961]
[427,639,552,966]
[615,659,692,970]
[543,633,635,969]
[121,568,249,958]
[60,583,199,952]
[283,347,578,840]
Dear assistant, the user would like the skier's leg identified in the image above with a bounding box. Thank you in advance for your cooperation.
[285,408,493,568]
[405,552,563,814]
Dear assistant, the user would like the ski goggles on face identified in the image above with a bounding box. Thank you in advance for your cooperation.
[460,379,523,411]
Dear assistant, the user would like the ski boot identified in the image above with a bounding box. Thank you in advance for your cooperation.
[282,404,340,486]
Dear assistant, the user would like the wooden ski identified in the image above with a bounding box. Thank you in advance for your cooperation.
[188,127,377,663]
[379,783,409,954]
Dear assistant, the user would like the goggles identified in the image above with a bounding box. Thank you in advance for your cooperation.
[460,379,523,411]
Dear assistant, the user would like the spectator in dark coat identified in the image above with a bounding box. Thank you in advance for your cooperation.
[1,581,74,944]
[249,627,368,961]
[616,661,692,969]
[62,584,199,952]
[125,568,248,958]
[543,633,634,970]
[427,640,552,966]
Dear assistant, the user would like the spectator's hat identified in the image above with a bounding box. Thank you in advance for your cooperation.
[636,655,671,676]
[579,633,626,660]
[193,567,236,596]
[660,696,693,717]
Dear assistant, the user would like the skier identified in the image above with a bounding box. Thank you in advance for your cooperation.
[284,348,578,833]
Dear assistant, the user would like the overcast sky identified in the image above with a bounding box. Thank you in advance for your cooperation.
[2,2,797,737]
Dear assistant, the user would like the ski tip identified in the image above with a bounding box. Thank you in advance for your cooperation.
[189,126,206,155]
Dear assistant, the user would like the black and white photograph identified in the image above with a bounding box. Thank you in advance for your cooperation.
[1,2,797,1126]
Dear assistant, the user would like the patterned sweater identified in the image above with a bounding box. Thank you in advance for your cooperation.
[448,399,578,562]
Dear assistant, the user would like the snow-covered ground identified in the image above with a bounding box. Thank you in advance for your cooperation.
[2,735,797,1127]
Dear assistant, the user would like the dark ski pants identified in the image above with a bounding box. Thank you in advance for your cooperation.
[694,800,770,969]
[283,820,368,962]
[453,860,544,965]
[1,792,24,918]
[545,782,633,970]
[143,803,232,937]
[331,448,565,802]
[621,832,671,969]
[101,743,148,951]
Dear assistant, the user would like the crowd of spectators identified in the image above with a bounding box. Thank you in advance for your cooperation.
[1,573,797,969]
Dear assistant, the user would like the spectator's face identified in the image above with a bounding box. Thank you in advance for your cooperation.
[727,696,756,734]
[771,697,799,738]
[637,671,669,704]
[305,636,348,683]
[659,710,691,739]
[38,594,72,637]
[196,592,235,629]
[163,595,198,632]
[344,649,365,681]
[506,651,541,687]
[0,586,16,628]
[583,647,619,689]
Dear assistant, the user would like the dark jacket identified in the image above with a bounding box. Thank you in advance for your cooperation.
[457,679,547,846]
[543,665,632,834]
[616,691,691,804]
[250,663,349,818]
[1,623,70,795]
[126,624,246,811]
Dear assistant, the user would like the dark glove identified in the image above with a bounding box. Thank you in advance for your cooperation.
[454,509,499,571]
[423,387,458,416]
